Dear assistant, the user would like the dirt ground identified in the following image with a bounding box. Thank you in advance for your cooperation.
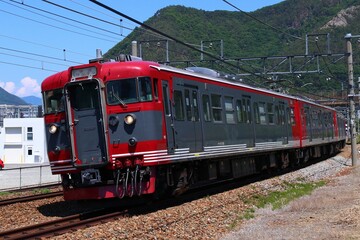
[223,146,360,240]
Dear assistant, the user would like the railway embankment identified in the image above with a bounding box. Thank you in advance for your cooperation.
[0,145,356,239]
[222,144,360,240]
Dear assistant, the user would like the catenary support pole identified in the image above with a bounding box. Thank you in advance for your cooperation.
[345,33,358,166]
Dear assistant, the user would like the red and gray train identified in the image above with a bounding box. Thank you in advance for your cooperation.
[41,56,346,201]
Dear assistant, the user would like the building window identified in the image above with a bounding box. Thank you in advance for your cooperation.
[27,127,33,141]
[28,147,33,156]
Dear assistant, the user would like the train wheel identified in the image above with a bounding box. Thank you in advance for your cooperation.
[303,149,310,163]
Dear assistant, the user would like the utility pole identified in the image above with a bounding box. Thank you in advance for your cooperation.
[345,33,358,166]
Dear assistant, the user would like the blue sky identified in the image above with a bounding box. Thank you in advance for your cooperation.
[0,0,283,98]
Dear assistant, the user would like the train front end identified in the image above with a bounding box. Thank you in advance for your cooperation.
[42,60,162,200]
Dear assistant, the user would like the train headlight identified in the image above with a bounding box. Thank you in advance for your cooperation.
[49,124,59,134]
[124,114,136,125]
[128,137,137,146]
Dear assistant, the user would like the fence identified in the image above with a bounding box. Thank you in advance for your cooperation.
[0,164,61,191]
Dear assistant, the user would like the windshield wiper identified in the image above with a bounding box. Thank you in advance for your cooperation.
[112,92,127,108]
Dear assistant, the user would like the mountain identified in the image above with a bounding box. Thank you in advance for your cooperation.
[0,87,27,105]
[104,0,360,96]
[22,96,42,106]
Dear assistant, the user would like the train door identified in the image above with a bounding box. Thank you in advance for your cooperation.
[184,87,203,152]
[64,79,109,167]
[172,83,203,152]
[243,96,255,147]
[279,102,289,144]
[161,80,175,153]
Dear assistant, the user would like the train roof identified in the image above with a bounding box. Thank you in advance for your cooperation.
[41,58,339,114]
[152,64,339,113]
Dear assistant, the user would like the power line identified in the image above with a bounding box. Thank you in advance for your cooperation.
[0,33,92,58]
[0,0,119,42]
[0,8,117,43]
[87,1,343,101]
[43,0,133,31]
[45,0,168,41]
[222,0,303,41]
[0,60,58,72]
[8,0,124,38]
[0,51,73,67]
[0,46,84,64]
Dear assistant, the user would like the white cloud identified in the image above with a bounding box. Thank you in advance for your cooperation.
[16,77,42,98]
[0,77,42,98]
[0,81,16,94]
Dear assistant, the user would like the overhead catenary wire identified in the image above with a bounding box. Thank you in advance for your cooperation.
[69,0,171,40]
[0,51,73,67]
[0,0,119,42]
[0,46,84,65]
[8,0,125,38]
[88,0,347,101]
[222,0,303,41]
[0,33,92,58]
[0,60,59,72]
[0,8,117,43]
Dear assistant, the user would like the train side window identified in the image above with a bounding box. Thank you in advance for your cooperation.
[138,77,153,102]
[153,78,159,101]
[254,102,260,124]
[225,96,235,124]
[202,94,212,122]
[279,103,286,125]
[174,90,185,121]
[192,91,200,121]
[185,89,192,121]
[274,105,279,125]
[258,102,267,125]
[288,107,296,126]
[244,98,252,124]
[162,85,170,115]
[267,103,274,125]
[236,100,243,123]
[211,94,223,122]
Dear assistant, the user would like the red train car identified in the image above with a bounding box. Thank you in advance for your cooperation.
[41,56,346,200]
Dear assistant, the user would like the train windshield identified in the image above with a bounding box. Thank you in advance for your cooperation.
[43,89,64,114]
[106,77,153,105]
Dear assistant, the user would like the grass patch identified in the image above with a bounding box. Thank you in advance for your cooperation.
[0,191,10,196]
[229,180,326,230]
[32,188,51,194]
[255,181,326,210]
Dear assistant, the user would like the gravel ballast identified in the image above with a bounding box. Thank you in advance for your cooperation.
[0,145,356,239]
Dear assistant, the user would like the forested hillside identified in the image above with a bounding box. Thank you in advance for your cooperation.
[105,0,360,97]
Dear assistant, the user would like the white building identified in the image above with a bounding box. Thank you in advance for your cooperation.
[0,104,40,127]
[0,118,48,164]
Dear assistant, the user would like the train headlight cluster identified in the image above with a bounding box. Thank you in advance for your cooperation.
[49,124,59,134]
[124,114,136,125]
[71,66,97,80]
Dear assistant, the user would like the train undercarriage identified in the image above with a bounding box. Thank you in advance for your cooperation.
[60,140,345,201]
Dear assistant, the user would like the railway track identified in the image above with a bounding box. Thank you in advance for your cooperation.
[0,207,129,239]
[0,191,63,206]
[0,174,266,239]
[0,155,338,239]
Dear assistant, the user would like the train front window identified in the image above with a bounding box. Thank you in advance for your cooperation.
[106,77,153,105]
[43,89,64,114]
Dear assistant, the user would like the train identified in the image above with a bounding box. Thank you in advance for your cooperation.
[41,54,346,201]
